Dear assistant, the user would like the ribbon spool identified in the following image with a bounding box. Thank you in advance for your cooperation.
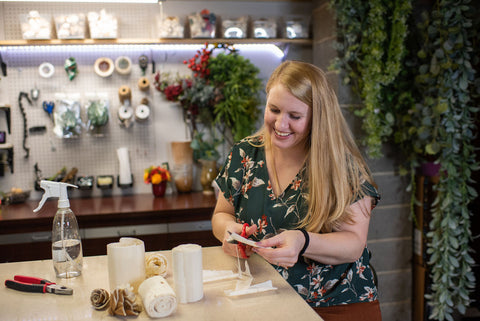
[115,56,132,75]
[94,57,114,78]
[138,77,150,92]
[118,85,132,105]
[38,62,55,78]
[118,106,134,128]
[135,98,150,122]
[138,55,148,75]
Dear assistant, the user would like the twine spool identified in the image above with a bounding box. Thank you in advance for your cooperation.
[118,85,132,105]
[138,77,150,92]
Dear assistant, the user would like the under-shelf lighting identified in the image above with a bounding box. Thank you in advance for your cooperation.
[0,0,160,3]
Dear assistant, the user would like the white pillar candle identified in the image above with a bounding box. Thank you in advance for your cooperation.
[172,244,203,303]
[107,237,146,292]
[117,147,132,185]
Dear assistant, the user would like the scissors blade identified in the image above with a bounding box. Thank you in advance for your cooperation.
[226,231,269,248]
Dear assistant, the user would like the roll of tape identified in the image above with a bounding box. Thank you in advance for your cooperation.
[138,77,150,92]
[118,86,132,105]
[115,56,132,75]
[39,62,55,78]
[135,104,150,121]
[94,57,115,78]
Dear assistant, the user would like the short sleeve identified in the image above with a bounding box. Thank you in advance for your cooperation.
[360,180,381,207]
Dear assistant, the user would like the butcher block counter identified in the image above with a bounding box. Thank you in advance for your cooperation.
[0,246,322,321]
[0,193,220,262]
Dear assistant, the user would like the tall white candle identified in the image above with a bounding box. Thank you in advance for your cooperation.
[117,147,132,185]
[172,244,203,303]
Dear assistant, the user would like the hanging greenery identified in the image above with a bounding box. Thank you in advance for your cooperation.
[395,1,478,320]
[330,0,412,158]
[332,0,479,320]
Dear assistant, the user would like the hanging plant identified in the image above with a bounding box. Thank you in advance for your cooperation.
[332,0,479,320]
[395,1,478,320]
[330,0,412,158]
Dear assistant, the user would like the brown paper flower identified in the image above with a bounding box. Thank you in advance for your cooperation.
[90,288,110,310]
[109,288,142,316]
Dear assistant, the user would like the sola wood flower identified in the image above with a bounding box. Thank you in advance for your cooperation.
[90,288,110,310]
[145,252,168,277]
[109,288,142,316]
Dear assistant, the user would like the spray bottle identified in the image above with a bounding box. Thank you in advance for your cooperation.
[34,180,83,278]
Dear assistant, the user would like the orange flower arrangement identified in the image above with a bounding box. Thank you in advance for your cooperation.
[143,166,171,185]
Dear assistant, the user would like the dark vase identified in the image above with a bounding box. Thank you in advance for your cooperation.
[151,181,167,197]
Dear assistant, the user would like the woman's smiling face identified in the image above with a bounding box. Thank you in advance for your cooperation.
[264,84,312,152]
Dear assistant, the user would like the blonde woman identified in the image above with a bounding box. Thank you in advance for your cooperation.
[212,60,381,320]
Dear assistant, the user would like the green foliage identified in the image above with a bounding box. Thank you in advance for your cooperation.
[332,0,479,320]
[209,52,263,142]
[331,0,412,158]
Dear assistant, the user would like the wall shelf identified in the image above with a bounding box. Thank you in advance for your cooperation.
[0,38,312,47]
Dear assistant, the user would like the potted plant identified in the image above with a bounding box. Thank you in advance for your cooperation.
[144,165,171,197]
[154,43,263,162]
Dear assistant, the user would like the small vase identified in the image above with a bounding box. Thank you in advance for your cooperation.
[172,163,193,193]
[200,159,218,195]
[152,181,167,197]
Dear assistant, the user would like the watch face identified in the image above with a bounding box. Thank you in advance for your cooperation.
[0,131,5,144]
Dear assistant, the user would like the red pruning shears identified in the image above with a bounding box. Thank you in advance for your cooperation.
[5,275,73,295]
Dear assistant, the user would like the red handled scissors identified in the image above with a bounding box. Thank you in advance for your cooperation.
[5,275,73,295]
[226,223,250,259]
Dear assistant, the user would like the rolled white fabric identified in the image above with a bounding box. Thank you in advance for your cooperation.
[138,276,177,318]
[172,244,203,303]
[117,147,133,186]
[107,237,146,292]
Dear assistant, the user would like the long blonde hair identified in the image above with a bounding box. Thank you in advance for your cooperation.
[251,60,375,233]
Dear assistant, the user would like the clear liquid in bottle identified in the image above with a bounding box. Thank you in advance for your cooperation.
[52,239,83,278]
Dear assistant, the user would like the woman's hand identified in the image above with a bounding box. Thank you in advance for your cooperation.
[254,230,306,268]
[221,223,258,258]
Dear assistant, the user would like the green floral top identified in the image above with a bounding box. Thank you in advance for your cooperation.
[215,136,381,307]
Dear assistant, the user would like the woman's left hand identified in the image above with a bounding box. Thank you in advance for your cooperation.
[253,230,306,268]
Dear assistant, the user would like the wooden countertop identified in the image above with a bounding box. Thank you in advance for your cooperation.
[0,246,322,320]
[0,192,217,234]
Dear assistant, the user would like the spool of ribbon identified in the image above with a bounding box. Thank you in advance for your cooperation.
[138,77,150,92]
[38,62,55,78]
[94,57,114,78]
[115,56,132,75]
[135,104,150,122]
[135,97,150,122]
[118,106,134,128]
[118,85,132,105]
[138,55,148,75]
[64,57,78,81]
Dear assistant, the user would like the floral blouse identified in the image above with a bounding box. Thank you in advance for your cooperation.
[215,136,381,307]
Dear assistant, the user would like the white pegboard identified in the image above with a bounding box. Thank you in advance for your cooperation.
[0,1,312,200]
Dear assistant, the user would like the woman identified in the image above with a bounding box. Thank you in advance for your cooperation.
[211,60,381,320]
